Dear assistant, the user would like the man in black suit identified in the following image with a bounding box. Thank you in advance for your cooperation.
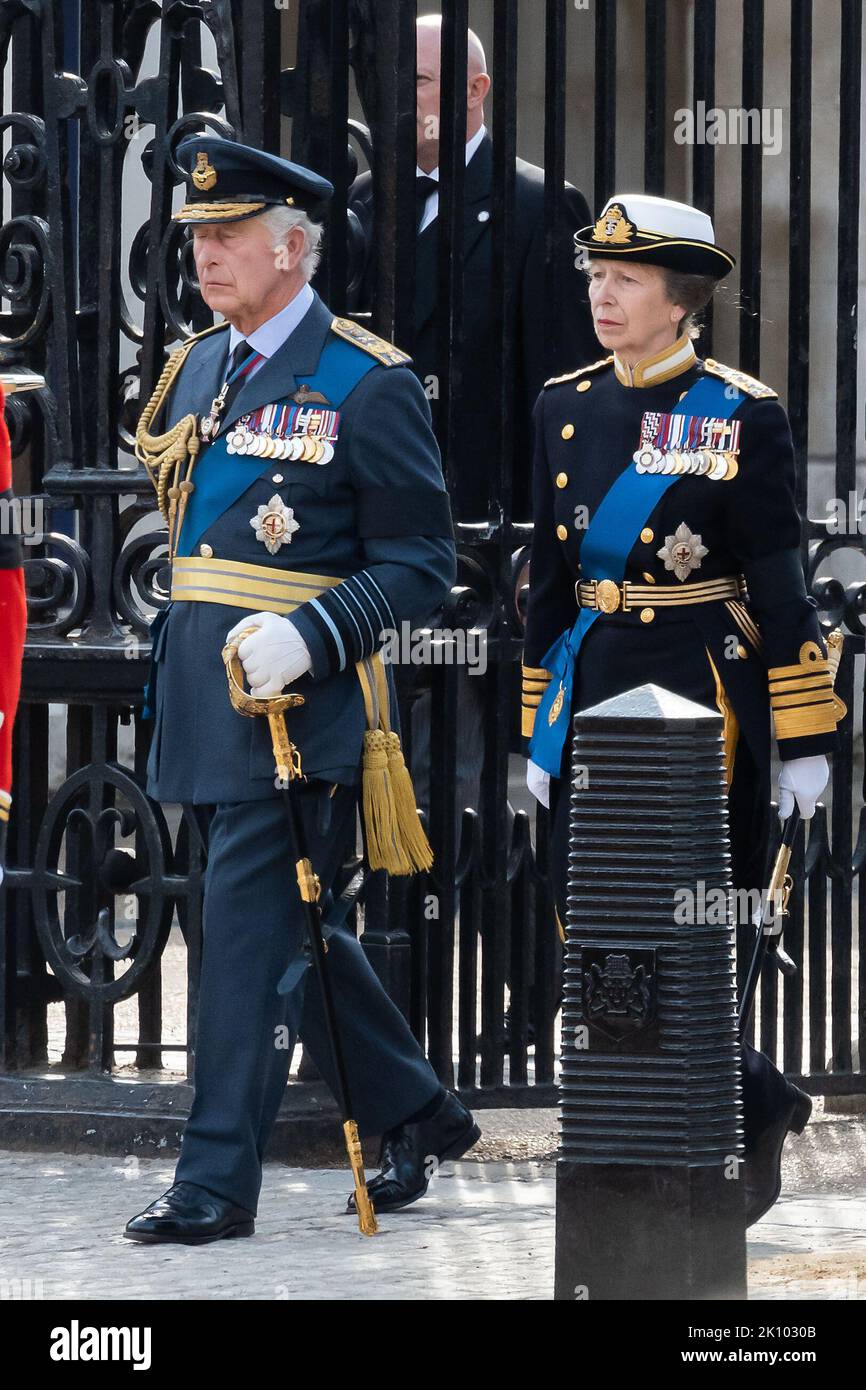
[350,14,597,524]
[350,13,596,827]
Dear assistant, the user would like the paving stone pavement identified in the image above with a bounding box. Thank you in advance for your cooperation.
[1,1137,864,1301]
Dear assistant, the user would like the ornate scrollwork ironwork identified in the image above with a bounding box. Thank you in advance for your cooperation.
[22,531,91,637]
[31,764,174,1004]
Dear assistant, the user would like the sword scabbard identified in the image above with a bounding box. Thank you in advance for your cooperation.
[343,1119,378,1237]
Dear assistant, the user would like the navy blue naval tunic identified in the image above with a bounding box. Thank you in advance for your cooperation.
[520,343,845,1159]
[144,291,456,803]
[522,348,841,780]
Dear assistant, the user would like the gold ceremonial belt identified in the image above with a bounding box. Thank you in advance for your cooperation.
[168,554,433,879]
[576,574,747,614]
[169,554,344,612]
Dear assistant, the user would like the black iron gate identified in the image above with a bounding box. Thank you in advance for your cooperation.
[0,1,863,1140]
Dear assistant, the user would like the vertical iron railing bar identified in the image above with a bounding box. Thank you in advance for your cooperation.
[738,0,763,374]
[644,0,666,195]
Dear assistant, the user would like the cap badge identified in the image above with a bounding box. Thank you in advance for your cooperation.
[593,204,634,245]
[192,152,218,191]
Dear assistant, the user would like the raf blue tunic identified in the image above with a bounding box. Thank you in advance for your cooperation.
[144,291,456,803]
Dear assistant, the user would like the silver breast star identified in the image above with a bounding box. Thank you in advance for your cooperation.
[250,494,300,555]
[657,522,708,581]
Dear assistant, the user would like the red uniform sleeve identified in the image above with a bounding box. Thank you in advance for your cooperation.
[0,384,27,824]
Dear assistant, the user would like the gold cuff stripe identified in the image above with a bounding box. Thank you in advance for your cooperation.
[773,706,840,739]
[771,690,837,710]
[522,708,538,738]
[768,658,830,681]
[522,679,550,692]
[522,664,552,680]
[769,667,832,683]
[769,675,833,696]
[522,694,544,708]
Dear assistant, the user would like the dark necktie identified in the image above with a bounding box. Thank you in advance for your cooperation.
[416,175,438,234]
[221,339,255,422]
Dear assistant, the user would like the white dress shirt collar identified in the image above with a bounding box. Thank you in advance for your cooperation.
[416,122,487,183]
[227,281,315,363]
[415,126,488,235]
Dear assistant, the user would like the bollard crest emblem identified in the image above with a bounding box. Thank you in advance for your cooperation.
[583,949,656,1043]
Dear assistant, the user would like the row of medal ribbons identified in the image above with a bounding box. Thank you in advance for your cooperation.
[226,402,340,464]
[632,411,741,481]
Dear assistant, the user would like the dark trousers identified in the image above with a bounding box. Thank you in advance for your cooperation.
[174,783,441,1214]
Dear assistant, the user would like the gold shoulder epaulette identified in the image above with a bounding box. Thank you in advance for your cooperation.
[157,321,227,381]
[186,320,230,344]
[544,356,614,388]
[330,316,412,367]
[703,358,778,399]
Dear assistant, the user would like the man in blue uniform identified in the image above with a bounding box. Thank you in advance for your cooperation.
[125,137,480,1243]
[521,194,846,1225]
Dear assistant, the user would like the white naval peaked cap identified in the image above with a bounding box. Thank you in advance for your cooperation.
[574,192,736,278]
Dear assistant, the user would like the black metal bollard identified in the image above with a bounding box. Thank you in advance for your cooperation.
[554,684,746,1302]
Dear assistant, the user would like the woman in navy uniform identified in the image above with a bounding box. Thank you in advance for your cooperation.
[521,194,845,1226]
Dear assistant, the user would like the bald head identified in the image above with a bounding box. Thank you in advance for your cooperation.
[415,14,492,172]
[416,13,488,75]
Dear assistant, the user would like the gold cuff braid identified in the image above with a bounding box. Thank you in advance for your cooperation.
[768,638,847,740]
[522,663,552,739]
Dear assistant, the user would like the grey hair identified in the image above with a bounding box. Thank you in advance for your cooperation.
[258,205,324,283]
[659,268,718,340]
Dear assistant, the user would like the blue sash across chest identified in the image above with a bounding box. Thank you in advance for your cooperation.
[528,374,744,776]
[175,335,378,560]
[143,335,377,720]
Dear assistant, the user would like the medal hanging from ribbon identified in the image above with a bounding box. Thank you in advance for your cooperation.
[633,411,741,481]
[225,403,340,467]
[226,403,340,463]
[198,347,266,443]
[528,373,746,777]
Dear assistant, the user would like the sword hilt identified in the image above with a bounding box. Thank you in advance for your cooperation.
[221,626,305,781]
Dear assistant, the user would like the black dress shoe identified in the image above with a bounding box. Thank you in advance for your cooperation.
[124,1181,255,1245]
[346,1091,481,1215]
[745,1087,812,1227]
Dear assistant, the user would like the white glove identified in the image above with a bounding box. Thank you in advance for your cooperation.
[225,611,312,696]
[778,754,829,820]
[526,758,551,809]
